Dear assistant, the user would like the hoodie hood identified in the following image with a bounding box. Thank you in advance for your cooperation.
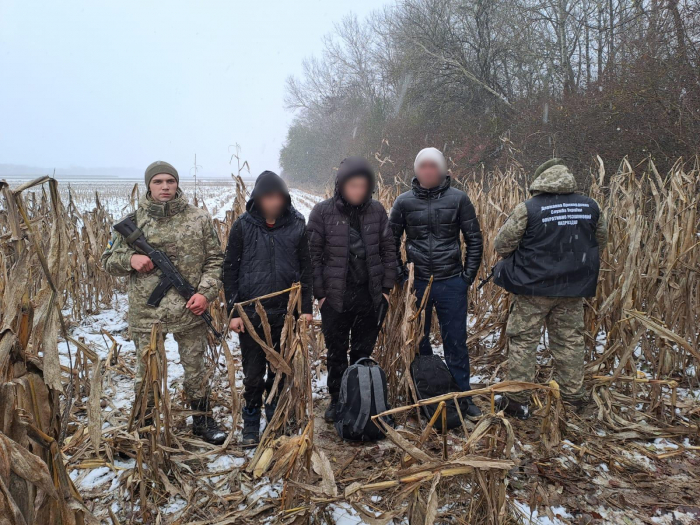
[529,164,577,195]
[247,170,292,214]
[334,156,376,204]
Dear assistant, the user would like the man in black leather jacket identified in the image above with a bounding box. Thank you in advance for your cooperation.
[389,147,483,416]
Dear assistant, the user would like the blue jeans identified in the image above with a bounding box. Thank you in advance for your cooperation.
[414,275,471,391]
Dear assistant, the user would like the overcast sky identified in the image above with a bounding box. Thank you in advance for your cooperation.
[0,1,383,179]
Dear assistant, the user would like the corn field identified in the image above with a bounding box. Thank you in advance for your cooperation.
[0,157,698,524]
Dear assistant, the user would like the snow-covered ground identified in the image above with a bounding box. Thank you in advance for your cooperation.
[55,180,699,525]
[60,181,328,522]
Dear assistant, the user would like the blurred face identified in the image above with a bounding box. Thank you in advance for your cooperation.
[342,175,370,206]
[258,192,286,220]
[415,160,444,189]
[149,174,178,202]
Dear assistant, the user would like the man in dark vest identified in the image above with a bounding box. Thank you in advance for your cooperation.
[493,159,608,419]
[223,171,313,446]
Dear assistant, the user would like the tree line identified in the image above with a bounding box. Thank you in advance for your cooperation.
[280,0,700,188]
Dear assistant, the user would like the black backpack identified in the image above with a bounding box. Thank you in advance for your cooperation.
[411,354,470,431]
[335,358,393,441]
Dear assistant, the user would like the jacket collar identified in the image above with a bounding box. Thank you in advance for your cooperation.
[411,176,451,199]
[142,189,188,218]
[334,194,371,216]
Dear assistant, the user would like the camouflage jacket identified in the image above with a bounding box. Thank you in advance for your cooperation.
[101,191,223,333]
[494,165,608,258]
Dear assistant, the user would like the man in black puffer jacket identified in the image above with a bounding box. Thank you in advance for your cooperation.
[307,157,397,423]
[389,147,483,417]
[223,171,313,446]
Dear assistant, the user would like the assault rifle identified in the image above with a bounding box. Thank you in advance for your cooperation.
[477,269,494,291]
[113,215,222,339]
[377,298,388,328]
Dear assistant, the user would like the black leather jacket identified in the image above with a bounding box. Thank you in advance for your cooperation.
[389,177,483,283]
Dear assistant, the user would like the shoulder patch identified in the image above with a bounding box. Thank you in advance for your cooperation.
[106,233,117,251]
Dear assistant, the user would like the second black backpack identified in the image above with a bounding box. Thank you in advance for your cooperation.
[335,358,393,441]
[411,354,471,431]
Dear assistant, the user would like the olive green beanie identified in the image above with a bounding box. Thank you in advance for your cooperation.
[144,161,179,187]
[532,158,566,182]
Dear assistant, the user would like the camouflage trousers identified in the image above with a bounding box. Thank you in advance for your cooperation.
[133,323,209,402]
[505,295,585,404]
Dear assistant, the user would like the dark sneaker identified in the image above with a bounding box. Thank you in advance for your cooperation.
[241,407,261,447]
[191,399,227,445]
[463,398,482,419]
[324,397,338,424]
[496,396,530,420]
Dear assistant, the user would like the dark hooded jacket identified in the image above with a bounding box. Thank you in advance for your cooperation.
[389,176,483,283]
[307,157,397,313]
[223,171,312,317]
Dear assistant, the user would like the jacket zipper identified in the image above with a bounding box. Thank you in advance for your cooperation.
[427,195,434,275]
[360,214,374,298]
[341,219,349,310]
[270,234,276,291]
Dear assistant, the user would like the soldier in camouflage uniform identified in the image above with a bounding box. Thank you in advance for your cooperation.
[101,161,227,444]
[492,159,608,419]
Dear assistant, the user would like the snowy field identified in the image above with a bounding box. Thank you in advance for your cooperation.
[57,179,334,522]
[18,176,695,524]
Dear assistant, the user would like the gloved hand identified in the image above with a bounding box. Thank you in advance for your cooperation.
[460,272,474,288]
[396,264,408,284]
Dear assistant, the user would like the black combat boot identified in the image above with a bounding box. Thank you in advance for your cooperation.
[191,399,227,445]
[564,395,590,414]
[496,396,530,420]
[241,407,261,447]
[324,395,338,423]
[264,402,277,423]
[463,397,482,419]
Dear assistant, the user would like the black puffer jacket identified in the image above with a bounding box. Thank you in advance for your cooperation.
[223,171,312,317]
[389,176,483,283]
[307,157,397,312]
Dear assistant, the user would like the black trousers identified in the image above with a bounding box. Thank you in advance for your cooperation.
[239,312,286,410]
[321,288,383,397]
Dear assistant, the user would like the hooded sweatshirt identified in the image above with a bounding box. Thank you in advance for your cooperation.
[223,171,312,317]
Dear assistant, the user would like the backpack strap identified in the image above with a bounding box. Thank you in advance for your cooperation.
[352,365,372,435]
[369,365,388,416]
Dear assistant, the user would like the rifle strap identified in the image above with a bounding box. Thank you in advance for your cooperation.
[125,228,144,245]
